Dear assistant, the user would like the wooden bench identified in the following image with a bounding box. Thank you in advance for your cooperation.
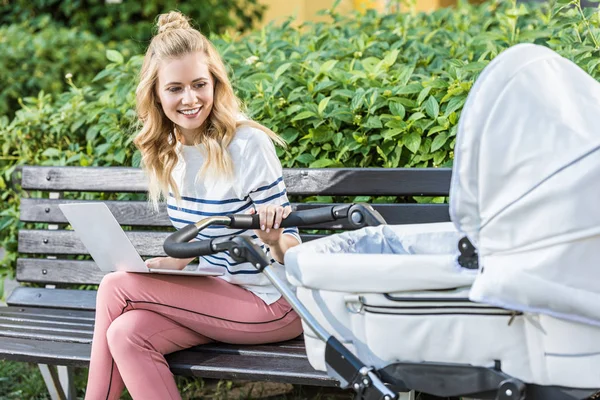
[0,165,452,399]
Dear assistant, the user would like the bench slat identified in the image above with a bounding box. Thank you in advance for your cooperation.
[22,166,451,196]
[20,198,167,226]
[0,326,93,344]
[0,313,94,328]
[165,351,336,386]
[18,230,170,256]
[197,341,308,358]
[17,259,106,285]
[20,198,450,227]
[18,230,322,256]
[0,336,91,366]
[0,307,95,321]
[7,287,98,311]
[22,166,147,192]
[16,259,205,286]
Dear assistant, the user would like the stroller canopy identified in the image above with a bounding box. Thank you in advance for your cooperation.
[450,44,600,325]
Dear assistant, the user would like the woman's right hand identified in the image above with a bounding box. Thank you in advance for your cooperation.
[145,256,194,270]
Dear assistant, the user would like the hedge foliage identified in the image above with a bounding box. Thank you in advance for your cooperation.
[1,0,600,276]
[0,0,265,117]
[0,0,265,44]
[0,17,109,117]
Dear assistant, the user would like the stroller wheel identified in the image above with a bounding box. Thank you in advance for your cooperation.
[496,379,525,400]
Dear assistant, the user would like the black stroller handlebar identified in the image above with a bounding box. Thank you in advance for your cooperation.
[228,205,338,229]
[163,203,386,260]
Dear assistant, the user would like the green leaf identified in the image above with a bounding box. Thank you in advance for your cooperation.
[292,111,316,121]
[382,128,405,140]
[246,73,273,82]
[397,83,422,95]
[274,63,292,80]
[353,196,371,202]
[431,131,449,152]
[403,133,421,154]
[42,148,61,158]
[424,96,439,119]
[364,116,383,128]
[408,112,426,122]
[376,146,387,162]
[318,97,331,115]
[417,86,432,105]
[397,65,415,86]
[114,149,126,164]
[296,153,315,164]
[389,102,406,120]
[132,150,142,168]
[383,49,400,68]
[310,127,334,143]
[433,150,447,166]
[310,158,334,168]
[351,90,366,110]
[333,132,343,147]
[106,49,124,64]
[445,96,466,115]
[320,60,338,74]
[427,125,447,136]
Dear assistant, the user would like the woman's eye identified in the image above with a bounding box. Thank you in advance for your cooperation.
[168,87,181,93]
[194,83,206,89]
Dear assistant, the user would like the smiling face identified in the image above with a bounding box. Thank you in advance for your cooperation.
[156,51,214,144]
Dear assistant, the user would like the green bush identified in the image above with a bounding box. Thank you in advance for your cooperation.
[225,0,600,170]
[0,0,266,44]
[1,0,600,277]
[0,17,109,117]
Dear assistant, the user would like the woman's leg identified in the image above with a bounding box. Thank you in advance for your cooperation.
[85,271,302,400]
[106,309,211,400]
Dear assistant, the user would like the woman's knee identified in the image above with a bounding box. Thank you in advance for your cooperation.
[96,271,134,305]
[106,313,141,356]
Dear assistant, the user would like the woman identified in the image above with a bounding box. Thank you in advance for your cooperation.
[85,11,302,400]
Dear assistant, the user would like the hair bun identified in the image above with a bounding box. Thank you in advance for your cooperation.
[157,11,191,34]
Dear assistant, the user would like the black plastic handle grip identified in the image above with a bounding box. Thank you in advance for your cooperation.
[228,207,336,229]
[163,224,214,259]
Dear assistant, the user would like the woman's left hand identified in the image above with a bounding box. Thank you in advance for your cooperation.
[249,204,292,246]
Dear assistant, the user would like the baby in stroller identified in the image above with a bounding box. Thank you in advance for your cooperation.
[165,43,600,400]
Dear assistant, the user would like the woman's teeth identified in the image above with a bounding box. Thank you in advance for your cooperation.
[179,107,201,115]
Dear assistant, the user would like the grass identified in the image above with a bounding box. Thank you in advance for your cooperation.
[0,360,353,400]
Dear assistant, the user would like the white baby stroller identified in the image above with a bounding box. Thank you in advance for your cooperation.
[164,43,600,399]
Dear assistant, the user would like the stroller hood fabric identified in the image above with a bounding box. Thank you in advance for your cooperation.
[450,43,600,325]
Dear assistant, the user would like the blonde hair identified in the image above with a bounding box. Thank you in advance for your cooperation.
[133,11,284,209]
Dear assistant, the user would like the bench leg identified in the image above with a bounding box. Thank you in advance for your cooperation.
[38,364,69,400]
[58,365,77,399]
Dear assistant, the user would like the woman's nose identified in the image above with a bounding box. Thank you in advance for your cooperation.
[181,88,196,105]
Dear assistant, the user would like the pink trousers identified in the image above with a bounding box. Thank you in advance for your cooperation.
[84,271,302,400]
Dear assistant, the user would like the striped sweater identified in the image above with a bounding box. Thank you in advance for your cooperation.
[167,125,300,304]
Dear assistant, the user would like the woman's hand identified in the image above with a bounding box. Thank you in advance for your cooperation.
[249,204,299,264]
[145,256,194,270]
[250,204,292,245]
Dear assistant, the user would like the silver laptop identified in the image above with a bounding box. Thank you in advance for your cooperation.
[58,202,223,277]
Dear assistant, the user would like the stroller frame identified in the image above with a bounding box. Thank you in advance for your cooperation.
[163,205,599,400]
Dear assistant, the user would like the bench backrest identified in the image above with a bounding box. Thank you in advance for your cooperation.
[17,166,452,287]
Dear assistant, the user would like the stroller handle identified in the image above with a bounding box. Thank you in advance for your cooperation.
[163,203,386,259]
[228,205,338,229]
